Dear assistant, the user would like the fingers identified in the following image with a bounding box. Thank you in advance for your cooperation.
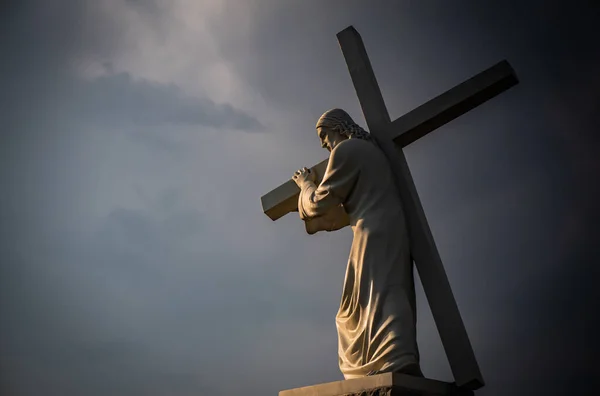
[293,167,311,180]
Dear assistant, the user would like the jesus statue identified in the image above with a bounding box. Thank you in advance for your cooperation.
[292,108,423,380]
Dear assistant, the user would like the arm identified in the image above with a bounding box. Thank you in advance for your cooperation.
[303,204,350,235]
[295,141,359,220]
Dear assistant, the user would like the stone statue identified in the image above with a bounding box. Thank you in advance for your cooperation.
[292,108,423,379]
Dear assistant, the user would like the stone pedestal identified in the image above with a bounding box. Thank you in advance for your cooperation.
[279,373,474,396]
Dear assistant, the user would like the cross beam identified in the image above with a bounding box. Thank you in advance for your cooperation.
[260,59,517,222]
[260,26,518,390]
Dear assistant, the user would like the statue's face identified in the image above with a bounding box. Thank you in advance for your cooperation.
[317,126,344,152]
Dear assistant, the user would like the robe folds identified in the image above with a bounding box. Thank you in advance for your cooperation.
[298,138,420,379]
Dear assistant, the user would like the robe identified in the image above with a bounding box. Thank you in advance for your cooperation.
[298,138,420,379]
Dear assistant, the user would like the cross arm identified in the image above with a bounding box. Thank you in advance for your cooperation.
[261,159,329,221]
[260,61,517,221]
[391,60,518,147]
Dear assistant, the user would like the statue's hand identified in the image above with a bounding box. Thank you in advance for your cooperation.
[292,167,316,189]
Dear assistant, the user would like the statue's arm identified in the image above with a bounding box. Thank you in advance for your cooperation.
[303,205,350,235]
[298,142,359,220]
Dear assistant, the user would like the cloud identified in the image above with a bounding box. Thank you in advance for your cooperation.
[71,70,263,131]
[3,335,220,396]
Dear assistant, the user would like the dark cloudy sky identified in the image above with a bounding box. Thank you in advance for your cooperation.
[1,1,598,395]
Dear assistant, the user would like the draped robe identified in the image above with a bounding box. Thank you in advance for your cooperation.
[298,138,420,379]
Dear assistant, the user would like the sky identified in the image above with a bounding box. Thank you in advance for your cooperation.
[1,1,598,395]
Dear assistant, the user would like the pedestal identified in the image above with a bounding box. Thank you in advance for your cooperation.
[279,373,474,396]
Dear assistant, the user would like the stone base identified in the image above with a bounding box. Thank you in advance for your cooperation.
[279,373,474,396]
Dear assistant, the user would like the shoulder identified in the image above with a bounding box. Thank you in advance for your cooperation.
[331,138,372,157]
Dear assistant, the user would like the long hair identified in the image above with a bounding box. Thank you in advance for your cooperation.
[316,108,372,141]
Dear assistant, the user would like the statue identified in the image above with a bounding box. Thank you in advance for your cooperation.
[266,27,514,392]
[292,108,423,379]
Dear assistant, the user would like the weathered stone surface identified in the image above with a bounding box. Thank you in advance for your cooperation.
[279,373,474,396]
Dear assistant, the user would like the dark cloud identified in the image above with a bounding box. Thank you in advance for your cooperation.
[0,3,259,394]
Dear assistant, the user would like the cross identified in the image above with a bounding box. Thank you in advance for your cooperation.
[260,26,518,390]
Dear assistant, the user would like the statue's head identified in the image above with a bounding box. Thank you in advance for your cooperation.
[315,108,371,152]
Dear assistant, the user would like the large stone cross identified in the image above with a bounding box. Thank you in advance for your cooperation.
[261,26,518,390]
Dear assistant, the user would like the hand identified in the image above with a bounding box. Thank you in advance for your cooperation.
[292,167,316,188]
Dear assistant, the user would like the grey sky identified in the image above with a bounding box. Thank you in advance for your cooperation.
[1,1,598,395]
